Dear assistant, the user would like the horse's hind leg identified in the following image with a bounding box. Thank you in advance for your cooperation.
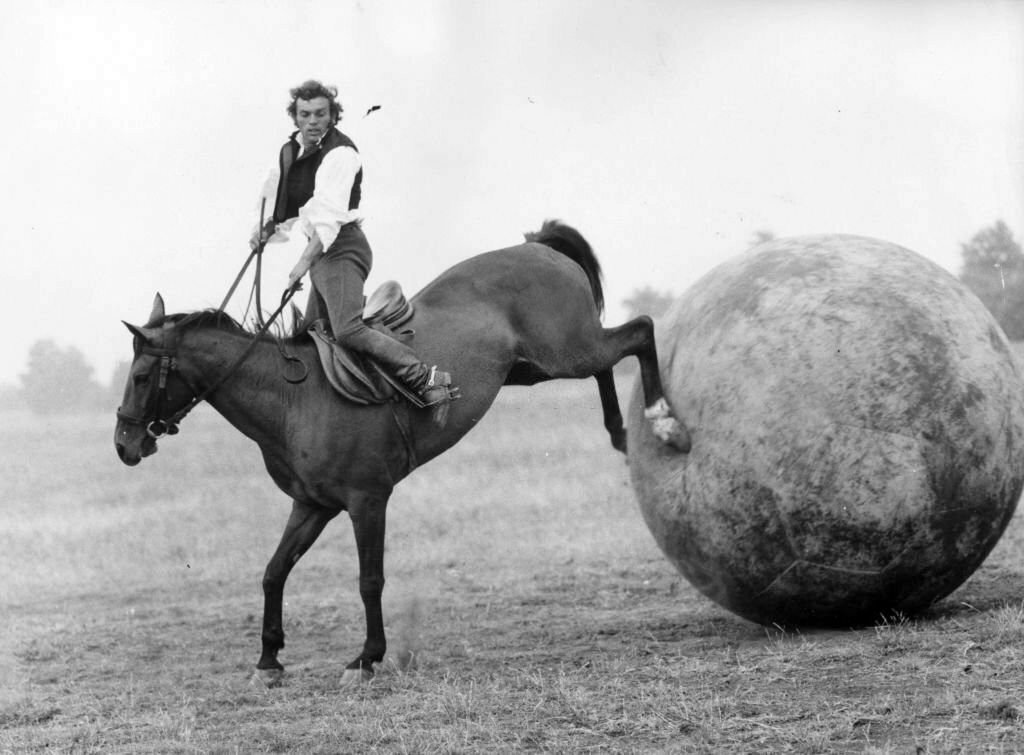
[590,316,690,453]
[254,500,337,687]
[595,370,627,453]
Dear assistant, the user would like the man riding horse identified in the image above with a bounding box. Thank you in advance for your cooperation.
[250,79,456,408]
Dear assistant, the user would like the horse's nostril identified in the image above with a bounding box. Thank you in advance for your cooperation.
[115,442,126,460]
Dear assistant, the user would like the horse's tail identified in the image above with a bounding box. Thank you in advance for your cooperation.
[524,219,605,316]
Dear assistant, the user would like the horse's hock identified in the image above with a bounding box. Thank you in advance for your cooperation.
[627,234,1024,627]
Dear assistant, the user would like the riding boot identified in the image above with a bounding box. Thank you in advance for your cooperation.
[306,223,459,408]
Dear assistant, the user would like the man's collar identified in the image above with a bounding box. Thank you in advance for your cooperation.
[290,128,333,156]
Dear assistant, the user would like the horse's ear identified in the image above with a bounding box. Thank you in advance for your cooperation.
[123,321,151,342]
[146,293,166,326]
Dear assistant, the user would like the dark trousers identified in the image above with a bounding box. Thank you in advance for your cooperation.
[305,223,429,389]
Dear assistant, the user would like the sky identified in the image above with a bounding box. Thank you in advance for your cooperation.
[2,0,1022,386]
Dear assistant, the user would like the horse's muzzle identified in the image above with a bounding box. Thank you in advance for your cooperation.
[116,442,141,466]
[114,425,158,466]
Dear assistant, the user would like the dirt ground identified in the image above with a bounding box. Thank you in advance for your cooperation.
[3,381,1024,753]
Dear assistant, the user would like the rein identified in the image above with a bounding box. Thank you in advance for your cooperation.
[120,202,300,440]
[136,199,294,438]
[220,198,268,318]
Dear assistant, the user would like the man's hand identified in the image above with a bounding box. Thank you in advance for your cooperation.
[249,232,267,251]
[249,222,276,251]
[287,234,325,289]
[287,259,311,290]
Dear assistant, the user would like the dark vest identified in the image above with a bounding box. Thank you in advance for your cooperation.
[272,128,362,223]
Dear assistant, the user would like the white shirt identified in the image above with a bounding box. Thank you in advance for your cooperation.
[255,134,364,249]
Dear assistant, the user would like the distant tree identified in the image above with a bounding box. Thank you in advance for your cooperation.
[959,220,1024,340]
[622,286,676,321]
[19,339,105,414]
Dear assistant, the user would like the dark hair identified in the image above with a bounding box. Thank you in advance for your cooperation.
[286,80,343,123]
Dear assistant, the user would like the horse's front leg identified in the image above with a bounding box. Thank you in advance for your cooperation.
[253,499,336,687]
[341,493,389,686]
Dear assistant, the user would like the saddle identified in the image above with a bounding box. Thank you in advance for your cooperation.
[309,280,425,407]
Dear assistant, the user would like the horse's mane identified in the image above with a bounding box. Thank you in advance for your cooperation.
[158,309,308,344]
[165,309,246,332]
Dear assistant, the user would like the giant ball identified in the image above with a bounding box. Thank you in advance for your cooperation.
[627,234,1024,626]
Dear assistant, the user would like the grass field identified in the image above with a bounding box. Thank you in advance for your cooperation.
[3,375,1024,753]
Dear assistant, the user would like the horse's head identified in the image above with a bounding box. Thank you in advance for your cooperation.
[114,293,196,466]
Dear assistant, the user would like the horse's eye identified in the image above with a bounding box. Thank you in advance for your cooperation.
[133,374,150,386]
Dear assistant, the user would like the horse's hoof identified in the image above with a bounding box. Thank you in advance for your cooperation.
[645,398,691,453]
[250,668,285,688]
[340,667,374,687]
[653,417,691,453]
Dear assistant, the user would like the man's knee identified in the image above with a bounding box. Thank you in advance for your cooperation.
[332,320,372,346]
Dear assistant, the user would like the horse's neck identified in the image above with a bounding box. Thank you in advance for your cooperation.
[182,328,291,447]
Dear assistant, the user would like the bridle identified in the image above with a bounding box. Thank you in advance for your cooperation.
[116,284,299,440]
[115,327,194,439]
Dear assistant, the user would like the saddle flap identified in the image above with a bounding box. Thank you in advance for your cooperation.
[309,321,428,409]
[309,322,391,405]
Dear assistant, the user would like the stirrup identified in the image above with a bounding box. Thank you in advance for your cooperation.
[419,366,460,406]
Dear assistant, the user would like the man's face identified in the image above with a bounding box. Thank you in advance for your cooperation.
[294,96,333,148]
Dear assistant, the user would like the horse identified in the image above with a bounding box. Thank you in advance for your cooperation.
[114,220,690,687]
